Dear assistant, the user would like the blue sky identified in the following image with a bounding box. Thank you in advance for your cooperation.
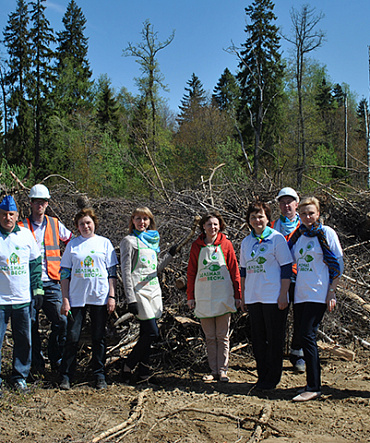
[1,0,369,111]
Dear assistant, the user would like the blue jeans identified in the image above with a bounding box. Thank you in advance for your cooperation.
[32,281,67,369]
[294,302,327,392]
[60,304,107,381]
[248,303,288,388]
[126,318,159,377]
[0,305,32,383]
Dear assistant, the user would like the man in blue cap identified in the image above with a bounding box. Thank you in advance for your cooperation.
[0,195,43,395]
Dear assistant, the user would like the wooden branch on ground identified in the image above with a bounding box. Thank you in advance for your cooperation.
[248,404,272,443]
[317,340,355,361]
[341,275,370,290]
[335,324,370,350]
[114,312,134,327]
[91,389,149,442]
[146,405,283,438]
[337,286,370,314]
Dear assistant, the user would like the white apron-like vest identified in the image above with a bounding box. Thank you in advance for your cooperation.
[131,238,162,320]
[194,244,236,318]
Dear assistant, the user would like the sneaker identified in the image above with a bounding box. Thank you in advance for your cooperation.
[13,379,30,394]
[96,378,107,390]
[293,391,321,402]
[294,358,306,373]
[59,377,70,390]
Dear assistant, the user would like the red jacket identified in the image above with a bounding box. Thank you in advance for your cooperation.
[187,232,241,301]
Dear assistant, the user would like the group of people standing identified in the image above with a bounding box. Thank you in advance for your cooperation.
[0,185,343,403]
[186,187,343,402]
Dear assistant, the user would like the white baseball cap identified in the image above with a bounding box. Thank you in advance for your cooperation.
[276,187,299,202]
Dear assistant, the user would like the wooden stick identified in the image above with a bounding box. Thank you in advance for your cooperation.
[317,340,355,361]
[91,389,149,442]
[337,287,370,315]
[248,404,272,443]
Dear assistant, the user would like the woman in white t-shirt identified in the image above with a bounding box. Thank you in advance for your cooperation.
[289,197,343,402]
[240,201,292,391]
[59,208,118,390]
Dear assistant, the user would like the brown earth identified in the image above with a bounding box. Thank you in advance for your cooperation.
[0,349,369,443]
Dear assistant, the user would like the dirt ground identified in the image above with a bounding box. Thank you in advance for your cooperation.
[0,348,369,443]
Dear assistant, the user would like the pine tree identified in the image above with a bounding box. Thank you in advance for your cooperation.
[177,73,206,125]
[29,0,56,168]
[3,0,33,163]
[212,68,240,114]
[55,0,92,114]
[95,74,121,141]
[236,0,284,179]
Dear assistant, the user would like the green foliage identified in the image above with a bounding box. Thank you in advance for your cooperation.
[0,158,34,188]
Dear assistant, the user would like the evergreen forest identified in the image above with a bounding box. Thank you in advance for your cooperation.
[0,0,368,198]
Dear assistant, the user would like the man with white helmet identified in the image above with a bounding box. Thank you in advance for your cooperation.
[18,184,72,373]
[271,187,305,373]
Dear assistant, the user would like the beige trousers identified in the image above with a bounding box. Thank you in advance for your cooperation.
[200,313,231,375]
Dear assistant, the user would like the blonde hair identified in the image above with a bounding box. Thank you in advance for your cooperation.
[298,196,320,212]
[129,207,156,233]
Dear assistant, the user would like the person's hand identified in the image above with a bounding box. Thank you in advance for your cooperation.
[107,297,116,314]
[61,298,71,317]
[169,244,178,257]
[235,299,242,309]
[326,290,336,312]
[278,293,288,310]
[128,302,139,315]
[187,299,195,310]
[241,304,248,313]
[33,292,43,310]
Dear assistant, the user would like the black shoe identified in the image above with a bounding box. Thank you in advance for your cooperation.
[96,378,107,390]
[121,360,133,384]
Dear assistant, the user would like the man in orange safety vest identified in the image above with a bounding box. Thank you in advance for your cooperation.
[18,184,73,373]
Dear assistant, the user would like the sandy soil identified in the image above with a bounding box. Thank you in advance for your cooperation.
[0,349,369,443]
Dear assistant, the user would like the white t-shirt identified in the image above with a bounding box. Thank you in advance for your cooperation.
[0,227,41,304]
[291,225,343,304]
[31,217,72,281]
[61,235,118,307]
[240,230,293,304]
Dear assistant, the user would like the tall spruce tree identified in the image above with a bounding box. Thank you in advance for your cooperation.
[55,0,92,114]
[212,68,240,114]
[29,0,55,168]
[3,0,33,163]
[177,73,206,125]
[236,0,284,179]
[95,74,121,142]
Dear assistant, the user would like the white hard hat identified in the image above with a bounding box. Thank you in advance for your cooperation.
[29,184,50,200]
[276,187,299,202]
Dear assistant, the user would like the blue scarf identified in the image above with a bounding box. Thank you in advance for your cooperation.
[288,222,340,283]
[251,226,274,243]
[279,214,300,237]
[133,229,160,253]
